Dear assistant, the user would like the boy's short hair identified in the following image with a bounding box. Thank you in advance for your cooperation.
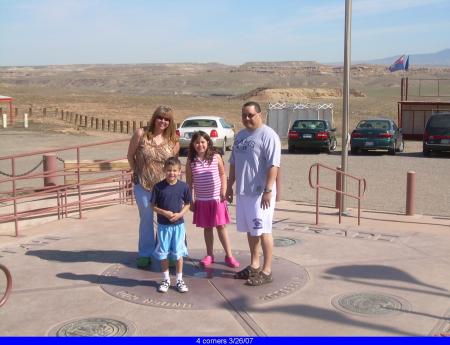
[164,156,181,169]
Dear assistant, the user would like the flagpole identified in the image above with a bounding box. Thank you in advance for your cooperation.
[340,0,352,214]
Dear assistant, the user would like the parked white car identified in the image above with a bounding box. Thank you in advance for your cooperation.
[177,116,235,154]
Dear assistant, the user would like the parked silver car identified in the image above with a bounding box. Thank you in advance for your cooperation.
[176,116,235,154]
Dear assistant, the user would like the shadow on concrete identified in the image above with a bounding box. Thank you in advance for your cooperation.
[223,296,419,336]
[323,265,449,297]
[26,249,136,264]
[56,272,158,288]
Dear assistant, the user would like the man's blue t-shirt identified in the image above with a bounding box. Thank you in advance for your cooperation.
[151,180,192,225]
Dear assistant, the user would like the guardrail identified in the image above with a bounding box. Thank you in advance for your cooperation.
[0,139,133,236]
[0,264,12,307]
[308,163,367,225]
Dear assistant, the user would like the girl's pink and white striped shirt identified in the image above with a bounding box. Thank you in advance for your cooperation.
[190,155,221,201]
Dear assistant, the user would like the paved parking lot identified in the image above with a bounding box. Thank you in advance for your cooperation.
[1,125,449,216]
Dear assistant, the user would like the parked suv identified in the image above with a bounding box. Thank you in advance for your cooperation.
[423,113,450,156]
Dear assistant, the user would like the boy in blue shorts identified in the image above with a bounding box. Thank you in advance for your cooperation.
[152,157,192,293]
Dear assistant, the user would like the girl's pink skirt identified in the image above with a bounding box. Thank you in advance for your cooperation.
[193,199,230,228]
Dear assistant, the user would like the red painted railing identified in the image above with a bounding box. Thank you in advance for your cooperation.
[0,139,133,236]
[308,163,367,225]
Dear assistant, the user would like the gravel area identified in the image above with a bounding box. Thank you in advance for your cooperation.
[1,126,449,217]
[274,141,450,217]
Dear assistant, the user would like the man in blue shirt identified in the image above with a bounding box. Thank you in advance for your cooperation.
[152,157,192,293]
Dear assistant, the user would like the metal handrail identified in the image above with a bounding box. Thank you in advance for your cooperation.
[0,264,12,307]
[0,139,133,236]
[308,163,367,225]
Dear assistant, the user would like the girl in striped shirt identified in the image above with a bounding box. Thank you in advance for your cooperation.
[186,131,240,268]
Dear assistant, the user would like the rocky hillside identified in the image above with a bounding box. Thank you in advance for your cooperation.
[2,62,450,99]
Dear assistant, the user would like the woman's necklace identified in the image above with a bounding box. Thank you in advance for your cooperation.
[153,134,164,146]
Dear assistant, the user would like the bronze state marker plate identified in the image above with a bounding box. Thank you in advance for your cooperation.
[101,249,308,310]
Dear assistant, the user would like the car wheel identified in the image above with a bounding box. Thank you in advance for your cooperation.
[397,139,405,152]
[388,142,397,156]
[288,145,295,154]
[350,147,358,155]
[220,138,227,155]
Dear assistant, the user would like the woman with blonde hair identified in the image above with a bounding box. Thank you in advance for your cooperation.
[127,105,179,268]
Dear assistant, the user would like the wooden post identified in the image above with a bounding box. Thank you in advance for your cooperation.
[133,121,137,132]
[120,121,124,133]
[102,119,105,131]
[90,116,94,128]
[107,120,111,131]
[126,121,130,134]
[114,120,118,132]
[140,121,144,128]
[95,118,99,130]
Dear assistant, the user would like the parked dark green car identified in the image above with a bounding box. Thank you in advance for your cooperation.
[350,119,404,155]
[288,120,337,153]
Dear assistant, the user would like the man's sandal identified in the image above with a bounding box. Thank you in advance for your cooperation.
[246,271,273,286]
[234,265,260,279]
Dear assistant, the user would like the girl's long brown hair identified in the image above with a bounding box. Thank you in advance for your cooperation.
[145,105,178,144]
[188,131,216,164]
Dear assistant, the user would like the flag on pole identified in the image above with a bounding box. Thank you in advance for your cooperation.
[405,55,410,71]
[388,55,406,72]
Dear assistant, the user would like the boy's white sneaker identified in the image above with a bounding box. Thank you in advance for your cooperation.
[176,279,189,293]
[158,279,170,293]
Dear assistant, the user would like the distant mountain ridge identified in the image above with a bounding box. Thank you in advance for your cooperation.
[358,48,450,66]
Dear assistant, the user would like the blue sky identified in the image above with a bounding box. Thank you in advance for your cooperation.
[0,0,449,66]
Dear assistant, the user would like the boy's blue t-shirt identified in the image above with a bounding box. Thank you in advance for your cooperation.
[151,179,192,225]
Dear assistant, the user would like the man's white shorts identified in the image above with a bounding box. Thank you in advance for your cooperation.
[236,194,276,236]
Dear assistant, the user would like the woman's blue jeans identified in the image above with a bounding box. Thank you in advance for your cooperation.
[133,183,155,257]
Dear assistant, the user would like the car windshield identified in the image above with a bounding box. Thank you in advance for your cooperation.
[182,119,218,128]
[428,115,450,128]
[292,121,326,130]
[357,120,390,130]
